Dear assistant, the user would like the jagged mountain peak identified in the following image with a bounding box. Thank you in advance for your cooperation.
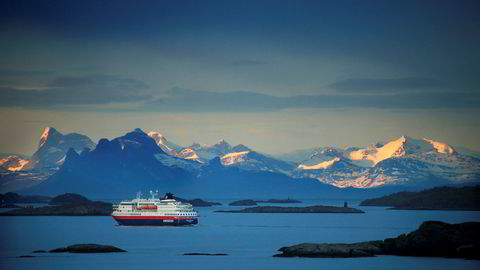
[38,127,61,148]
[148,131,167,143]
[423,137,456,155]
[232,144,251,152]
[147,131,186,157]
[349,135,457,166]
[65,147,80,160]
[298,157,341,170]
[221,150,250,165]
[218,138,228,144]
[214,139,232,150]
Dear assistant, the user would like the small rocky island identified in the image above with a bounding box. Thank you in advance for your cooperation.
[216,205,364,213]
[0,193,222,216]
[274,221,480,260]
[177,198,222,207]
[229,199,257,206]
[49,193,91,205]
[49,244,126,253]
[0,193,112,216]
[360,185,480,210]
[0,192,51,206]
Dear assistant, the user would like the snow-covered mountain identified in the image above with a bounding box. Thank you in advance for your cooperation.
[293,136,480,188]
[3,129,480,194]
[188,139,233,160]
[24,128,193,196]
[0,127,96,192]
[147,132,239,164]
[1,127,95,172]
[220,150,294,174]
[179,139,250,162]
[147,131,186,157]
[28,127,96,169]
[348,136,456,166]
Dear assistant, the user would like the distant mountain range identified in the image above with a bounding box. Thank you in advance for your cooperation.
[289,136,480,188]
[1,127,479,197]
[0,127,95,191]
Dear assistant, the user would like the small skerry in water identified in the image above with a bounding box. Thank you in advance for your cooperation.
[112,192,198,226]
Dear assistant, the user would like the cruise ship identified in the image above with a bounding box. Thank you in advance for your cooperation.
[112,191,198,226]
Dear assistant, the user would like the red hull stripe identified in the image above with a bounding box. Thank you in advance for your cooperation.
[113,216,197,221]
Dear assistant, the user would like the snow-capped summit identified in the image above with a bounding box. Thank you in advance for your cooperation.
[221,151,250,165]
[423,138,456,155]
[220,150,295,174]
[177,148,202,162]
[29,127,96,169]
[148,131,167,145]
[39,127,52,148]
[184,139,234,160]
[298,157,341,170]
[38,127,62,149]
[148,131,177,156]
[348,135,447,166]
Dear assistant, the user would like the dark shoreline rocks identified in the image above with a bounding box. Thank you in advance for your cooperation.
[360,186,480,210]
[229,199,257,206]
[274,221,480,260]
[216,205,364,213]
[50,244,126,253]
[274,241,383,258]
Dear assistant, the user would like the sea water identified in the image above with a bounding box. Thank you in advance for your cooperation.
[1,199,480,270]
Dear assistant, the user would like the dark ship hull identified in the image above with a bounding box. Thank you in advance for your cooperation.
[113,216,198,226]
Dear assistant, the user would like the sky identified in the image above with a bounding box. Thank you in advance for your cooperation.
[0,0,479,155]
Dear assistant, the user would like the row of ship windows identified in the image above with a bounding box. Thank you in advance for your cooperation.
[115,210,195,216]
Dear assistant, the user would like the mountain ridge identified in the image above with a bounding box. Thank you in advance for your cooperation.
[2,127,479,195]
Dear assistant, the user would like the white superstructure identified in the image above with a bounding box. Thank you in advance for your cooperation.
[112,191,198,226]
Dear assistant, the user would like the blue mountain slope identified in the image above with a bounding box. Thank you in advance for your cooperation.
[24,129,194,197]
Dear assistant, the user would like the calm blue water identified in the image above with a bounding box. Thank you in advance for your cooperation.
[1,199,480,270]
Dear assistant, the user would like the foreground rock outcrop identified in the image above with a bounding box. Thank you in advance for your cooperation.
[216,205,364,213]
[50,244,126,253]
[275,241,383,258]
[274,221,480,260]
